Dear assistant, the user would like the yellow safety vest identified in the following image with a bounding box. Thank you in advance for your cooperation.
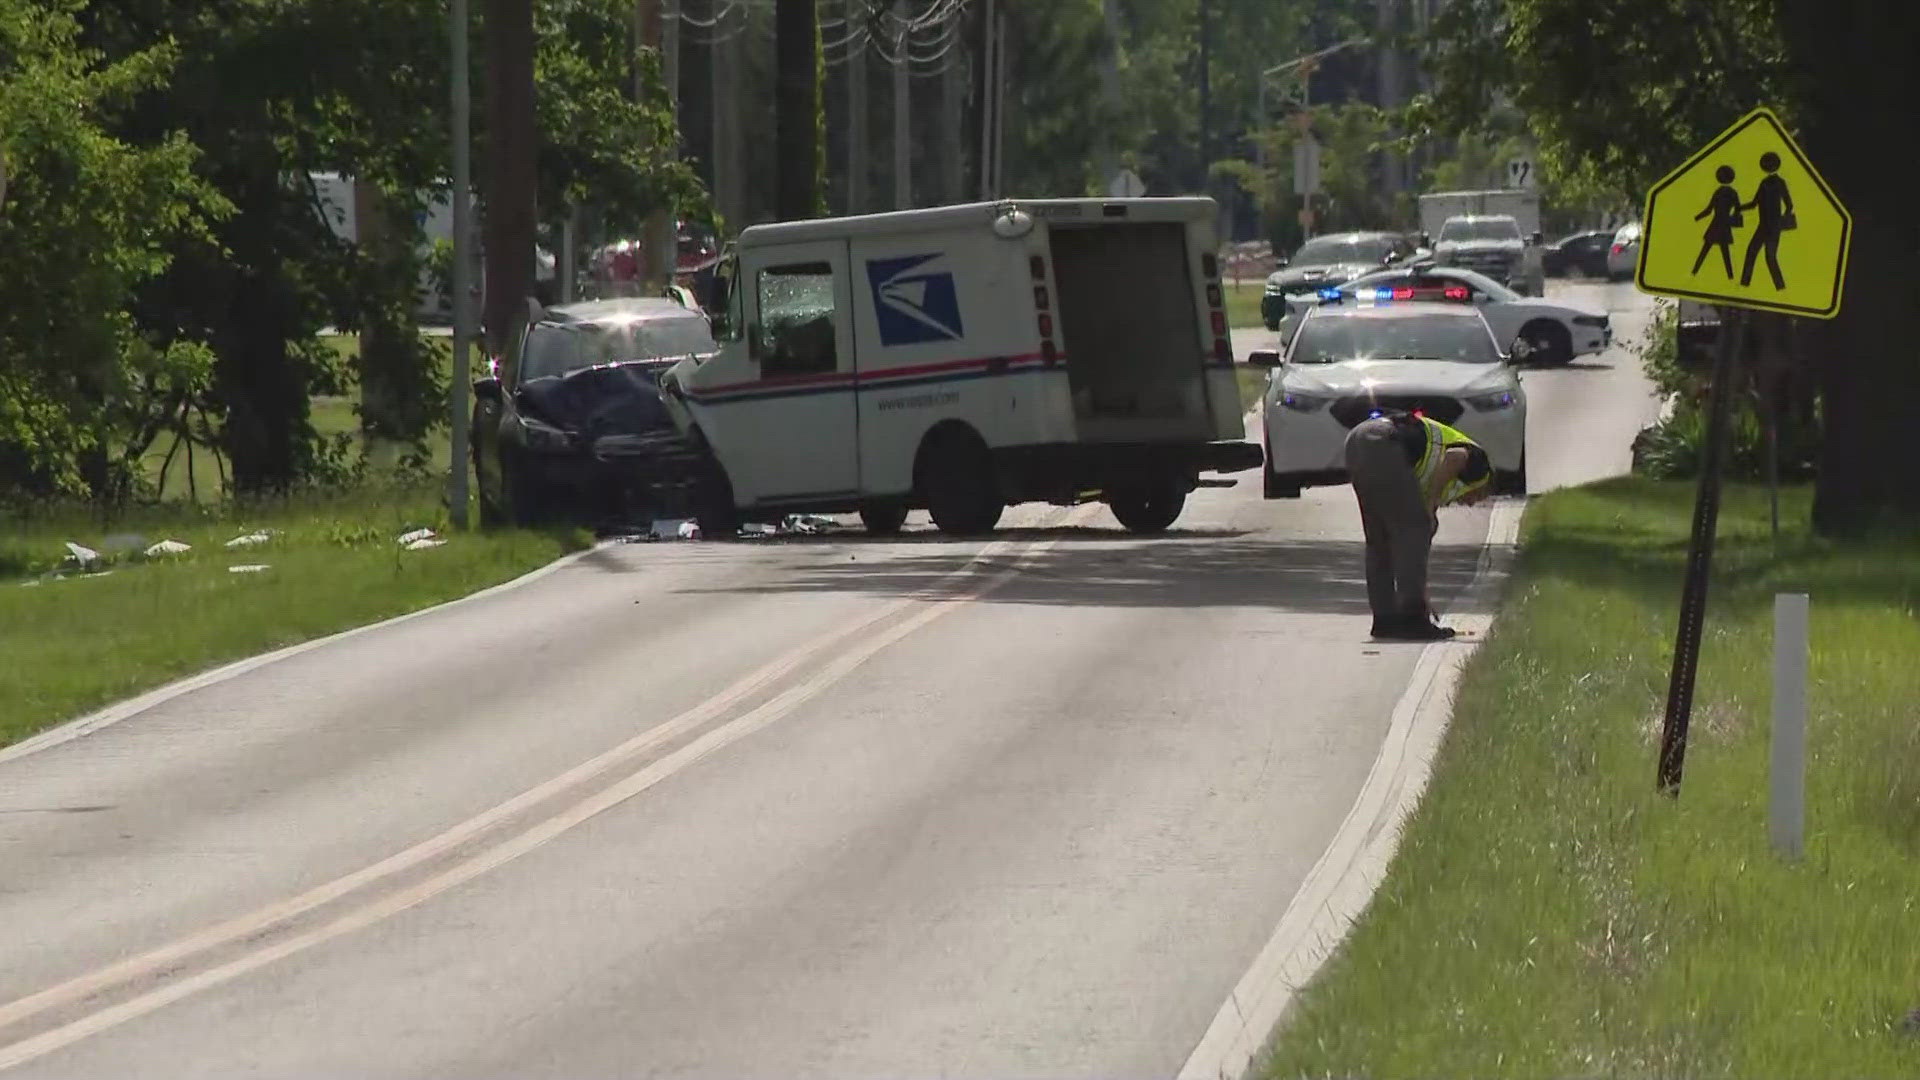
[1411,417,1490,504]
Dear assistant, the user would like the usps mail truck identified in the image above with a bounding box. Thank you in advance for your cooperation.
[657,198,1263,535]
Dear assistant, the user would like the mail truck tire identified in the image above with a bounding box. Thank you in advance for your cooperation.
[919,430,1003,535]
[1108,480,1186,534]
[687,429,740,538]
[859,499,909,535]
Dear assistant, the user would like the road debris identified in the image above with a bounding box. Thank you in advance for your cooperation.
[143,539,192,557]
[227,564,271,574]
[396,527,438,547]
[63,541,101,568]
[224,531,272,549]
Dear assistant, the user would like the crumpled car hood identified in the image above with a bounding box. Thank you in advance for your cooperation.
[516,364,678,440]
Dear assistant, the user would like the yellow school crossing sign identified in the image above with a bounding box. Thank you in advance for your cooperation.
[1636,106,1850,318]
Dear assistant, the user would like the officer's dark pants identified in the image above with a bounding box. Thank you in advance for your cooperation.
[1344,417,1430,623]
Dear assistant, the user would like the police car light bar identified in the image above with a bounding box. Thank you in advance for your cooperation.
[1321,284,1473,304]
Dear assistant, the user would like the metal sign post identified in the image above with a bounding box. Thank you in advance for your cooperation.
[1638,105,1849,797]
[1655,309,1745,794]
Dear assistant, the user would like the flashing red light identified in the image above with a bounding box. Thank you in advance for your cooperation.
[1443,286,1470,301]
[1034,285,1050,310]
[1041,339,1059,363]
[1038,312,1055,337]
[1392,287,1414,300]
[1412,409,1425,418]
[1029,255,1047,280]
[1611,244,1625,254]
[1205,283,1223,308]
[1210,310,1227,335]
[1214,337,1232,362]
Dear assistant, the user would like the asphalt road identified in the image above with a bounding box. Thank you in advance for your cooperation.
[0,283,1659,1078]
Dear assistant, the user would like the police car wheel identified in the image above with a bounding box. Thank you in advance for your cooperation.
[1108,482,1186,534]
[1494,455,1528,496]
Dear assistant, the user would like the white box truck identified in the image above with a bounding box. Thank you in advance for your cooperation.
[658,198,1263,535]
[1417,189,1546,296]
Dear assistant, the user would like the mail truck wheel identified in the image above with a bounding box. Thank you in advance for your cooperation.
[1108,480,1186,534]
[687,429,740,538]
[920,429,1002,535]
[859,499,909,535]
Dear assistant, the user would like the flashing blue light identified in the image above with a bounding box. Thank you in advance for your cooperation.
[1317,287,1343,301]
[1371,287,1395,300]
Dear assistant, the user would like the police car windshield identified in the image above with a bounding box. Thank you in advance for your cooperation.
[1290,313,1499,364]
[1291,236,1394,267]
[521,316,717,381]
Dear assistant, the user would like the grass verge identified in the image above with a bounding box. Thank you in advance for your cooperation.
[0,484,589,749]
[1266,477,1920,1079]
[1225,281,1269,331]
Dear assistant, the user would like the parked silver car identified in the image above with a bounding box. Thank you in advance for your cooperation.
[1606,221,1642,281]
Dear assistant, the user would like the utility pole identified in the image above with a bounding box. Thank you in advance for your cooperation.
[449,0,474,528]
[976,0,995,199]
[991,12,1007,197]
[774,0,821,220]
[892,0,910,209]
[483,0,537,363]
[1096,0,1123,190]
[1197,0,1211,193]
[711,0,743,229]
[938,16,965,203]
[847,0,869,213]
[1375,0,1404,195]
[637,0,674,288]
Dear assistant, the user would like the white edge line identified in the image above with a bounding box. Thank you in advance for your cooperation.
[0,540,617,767]
[1175,500,1526,1080]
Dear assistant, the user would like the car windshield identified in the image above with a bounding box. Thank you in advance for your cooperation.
[1291,236,1394,267]
[1290,313,1499,364]
[1439,218,1522,243]
[521,316,716,381]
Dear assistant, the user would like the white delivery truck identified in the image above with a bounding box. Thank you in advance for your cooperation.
[1418,189,1547,296]
[658,198,1263,536]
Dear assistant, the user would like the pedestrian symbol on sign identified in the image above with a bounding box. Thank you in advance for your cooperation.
[1637,106,1846,318]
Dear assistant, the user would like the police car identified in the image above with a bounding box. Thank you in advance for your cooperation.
[1251,285,1529,498]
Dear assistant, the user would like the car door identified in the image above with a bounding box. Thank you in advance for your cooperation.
[710,242,860,504]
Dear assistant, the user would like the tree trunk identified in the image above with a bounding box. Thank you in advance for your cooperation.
[484,0,539,361]
[1781,0,1920,533]
[775,0,820,220]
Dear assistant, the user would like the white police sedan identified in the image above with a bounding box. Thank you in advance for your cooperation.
[1252,289,1530,498]
[1272,264,1611,366]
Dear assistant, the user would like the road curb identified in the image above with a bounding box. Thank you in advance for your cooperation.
[1176,500,1527,1080]
[0,541,616,768]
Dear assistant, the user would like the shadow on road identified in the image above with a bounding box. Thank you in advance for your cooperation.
[671,534,1495,618]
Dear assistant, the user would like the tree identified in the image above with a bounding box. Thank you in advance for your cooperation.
[0,0,224,502]
[1418,0,1920,532]
[1776,0,1920,533]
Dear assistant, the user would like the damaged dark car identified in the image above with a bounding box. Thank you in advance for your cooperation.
[471,298,718,527]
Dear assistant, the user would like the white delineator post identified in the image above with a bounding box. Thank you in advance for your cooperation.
[1770,592,1809,859]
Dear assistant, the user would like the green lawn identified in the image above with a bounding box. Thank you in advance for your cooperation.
[1225,279,1270,330]
[1266,478,1920,1079]
[0,485,588,748]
